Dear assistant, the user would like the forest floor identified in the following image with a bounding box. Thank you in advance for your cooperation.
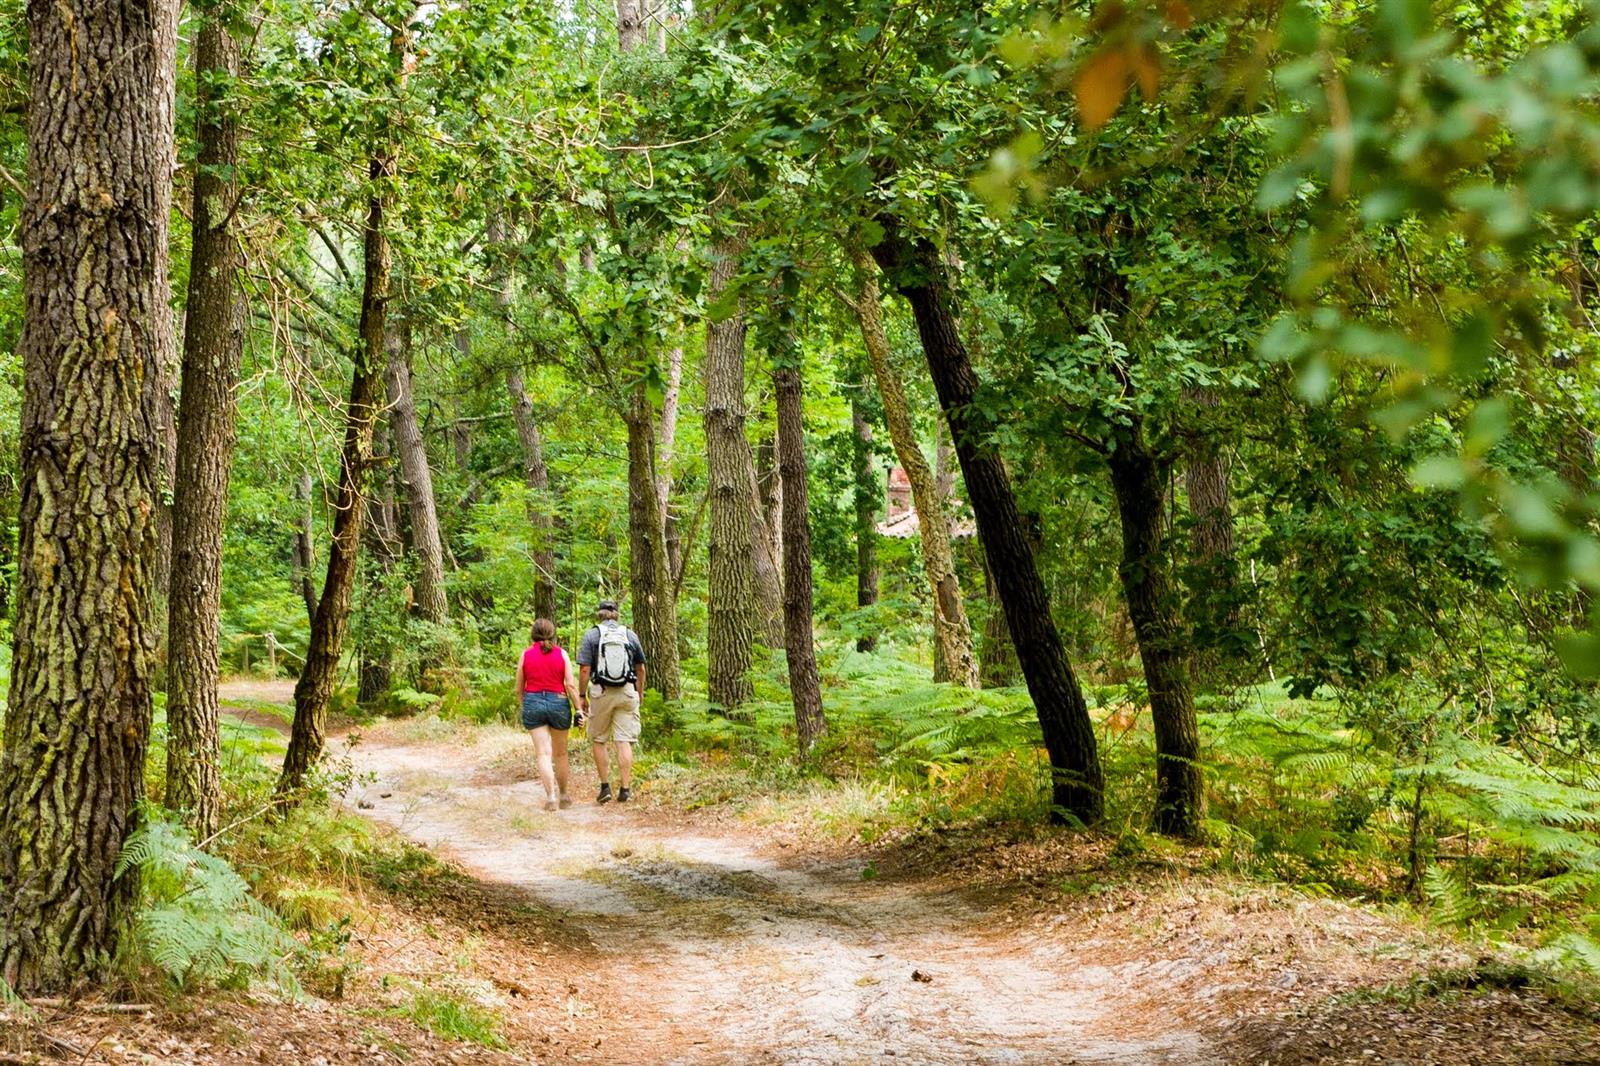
[5,681,1599,1065]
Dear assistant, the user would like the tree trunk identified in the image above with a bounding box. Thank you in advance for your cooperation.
[614,0,645,51]
[358,455,400,706]
[507,365,558,619]
[852,394,880,653]
[384,321,448,627]
[626,381,681,698]
[278,14,408,796]
[704,237,758,712]
[870,226,1103,827]
[165,7,245,844]
[659,341,684,578]
[978,543,1020,687]
[292,472,318,625]
[153,346,180,600]
[748,429,785,649]
[848,246,978,687]
[775,356,826,751]
[1108,437,1204,838]
[0,0,178,992]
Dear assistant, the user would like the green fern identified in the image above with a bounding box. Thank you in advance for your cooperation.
[1423,864,1480,928]
[118,810,302,996]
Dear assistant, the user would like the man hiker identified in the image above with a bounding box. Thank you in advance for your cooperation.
[577,599,647,804]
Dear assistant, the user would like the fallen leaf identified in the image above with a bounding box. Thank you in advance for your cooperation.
[911,969,933,983]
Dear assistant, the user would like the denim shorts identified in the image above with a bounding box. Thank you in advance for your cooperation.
[521,690,572,730]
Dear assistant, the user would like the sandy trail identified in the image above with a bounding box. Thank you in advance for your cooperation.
[335,725,1209,1066]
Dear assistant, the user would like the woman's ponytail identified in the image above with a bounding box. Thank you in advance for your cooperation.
[531,617,557,653]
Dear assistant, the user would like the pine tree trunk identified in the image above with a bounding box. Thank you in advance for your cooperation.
[165,7,245,844]
[384,322,448,626]
[852,395,880,653]
[848,246,978,687]
[278,21,406,795]
[775,356,826,750]
[626,381,680,698]
[0,0,178,992]
[704,237,757,712]
[291,472,318,625]
[1108,437,1204,838]
[870,226,1103,827]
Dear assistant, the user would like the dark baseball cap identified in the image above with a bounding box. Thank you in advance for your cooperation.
[597,599,618,612]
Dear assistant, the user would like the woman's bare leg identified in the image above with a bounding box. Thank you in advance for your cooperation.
[528,726,556,806]
[551,728,572,804]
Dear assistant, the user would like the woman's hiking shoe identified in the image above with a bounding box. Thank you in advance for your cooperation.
[596,783,613,804]
[617,787,631,803]
[544,798,558,812]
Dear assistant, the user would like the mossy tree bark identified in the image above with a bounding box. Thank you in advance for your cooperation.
[0,0,179,991]
[870,225,1104,827]
[165,2,247,844]
[848,245,978,688]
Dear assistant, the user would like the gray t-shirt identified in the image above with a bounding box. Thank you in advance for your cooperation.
[576,624,647,685]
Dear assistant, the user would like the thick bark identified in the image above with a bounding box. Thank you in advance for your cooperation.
[278,17,407,795]
[775,358,826,750]
[704,238,757,711]
[291,472,318,625]
[1108,438,1205,838]
[870,228,1103,826]
[852,395,880,653]
[626,381,681,698]
[506,366,558,619]
[0,0,178,991]
[384,323,448,626]
[848,246,978,687]
[165,8,245,843]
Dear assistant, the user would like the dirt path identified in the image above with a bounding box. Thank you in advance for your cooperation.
[335,721,1207,1066]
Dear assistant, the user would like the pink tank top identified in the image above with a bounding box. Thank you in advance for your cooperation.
[521,644,567,694]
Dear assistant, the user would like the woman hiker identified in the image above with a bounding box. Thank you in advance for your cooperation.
[514,618,582,811]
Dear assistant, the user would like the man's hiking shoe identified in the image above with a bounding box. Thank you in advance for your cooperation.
[617,787,631,804]
[597,783,613,804]
[558,795,573,809]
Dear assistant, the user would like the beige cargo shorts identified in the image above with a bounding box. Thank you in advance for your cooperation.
[586,682,641,743]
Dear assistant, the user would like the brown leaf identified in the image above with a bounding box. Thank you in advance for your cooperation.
[1165,0,1193,29]
[1131,43,1161,100]
[1074,47,1132,128]
[911,969,934,983]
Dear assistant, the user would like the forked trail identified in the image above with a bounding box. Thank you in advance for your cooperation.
[344,723,1207,1066]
